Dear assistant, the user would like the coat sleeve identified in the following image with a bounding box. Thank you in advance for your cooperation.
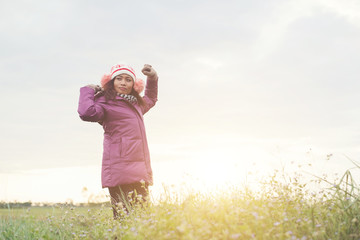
[78,86,105,122]
[141,76,158,114]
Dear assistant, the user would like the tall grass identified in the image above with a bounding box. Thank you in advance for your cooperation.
[1,166,360,239]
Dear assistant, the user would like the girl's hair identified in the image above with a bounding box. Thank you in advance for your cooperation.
[103,79,146,106]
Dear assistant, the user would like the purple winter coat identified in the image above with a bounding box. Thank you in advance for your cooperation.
[78,76,158,188]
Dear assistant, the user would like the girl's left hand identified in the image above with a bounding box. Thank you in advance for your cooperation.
[142,64,157,78]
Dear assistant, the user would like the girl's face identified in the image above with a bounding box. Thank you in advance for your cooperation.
[113,74,134,95]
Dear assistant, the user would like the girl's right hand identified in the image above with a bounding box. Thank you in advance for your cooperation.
[87,84,102,93]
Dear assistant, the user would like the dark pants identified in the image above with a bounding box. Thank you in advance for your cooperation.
[108,182,149,219]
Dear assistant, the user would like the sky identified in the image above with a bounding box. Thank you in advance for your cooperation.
[0,0,360,203]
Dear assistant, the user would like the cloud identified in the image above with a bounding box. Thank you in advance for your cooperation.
[316,0,360,26]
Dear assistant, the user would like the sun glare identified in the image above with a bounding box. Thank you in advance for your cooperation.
[151,145,278,198]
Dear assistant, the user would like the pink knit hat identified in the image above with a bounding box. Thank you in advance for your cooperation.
[100,63,144,93]
[111,64,136,81]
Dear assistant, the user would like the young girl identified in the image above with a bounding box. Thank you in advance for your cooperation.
[78,63,158,218]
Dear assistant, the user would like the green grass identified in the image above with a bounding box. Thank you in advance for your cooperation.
[0,206,104,220]
[1,169,360,239]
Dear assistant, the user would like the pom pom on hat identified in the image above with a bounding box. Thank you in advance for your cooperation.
[134,78,145,94]
[100,74,111,88]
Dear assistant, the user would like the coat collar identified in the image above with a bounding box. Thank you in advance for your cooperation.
[115,96,142,117]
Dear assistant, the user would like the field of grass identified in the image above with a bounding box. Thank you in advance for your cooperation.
[1,169,360,240]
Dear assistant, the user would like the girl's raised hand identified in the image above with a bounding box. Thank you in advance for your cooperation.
[141,64,157,78]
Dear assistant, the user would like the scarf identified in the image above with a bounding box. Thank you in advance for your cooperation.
[116,93,137,103]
